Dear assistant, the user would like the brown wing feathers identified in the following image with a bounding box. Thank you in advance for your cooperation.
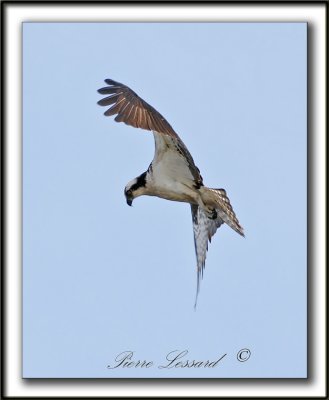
[97,79,177,137]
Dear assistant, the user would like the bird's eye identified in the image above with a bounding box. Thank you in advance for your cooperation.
[126,189,133,196]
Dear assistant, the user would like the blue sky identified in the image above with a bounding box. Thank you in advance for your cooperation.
[23,22,307,378]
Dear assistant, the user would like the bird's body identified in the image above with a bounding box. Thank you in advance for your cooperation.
[97,79,244,306]
[145,130,201,202]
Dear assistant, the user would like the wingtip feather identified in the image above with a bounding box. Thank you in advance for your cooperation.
[104,78,115,85]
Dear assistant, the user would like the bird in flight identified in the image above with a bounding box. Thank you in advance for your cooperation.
[97,79,244,307]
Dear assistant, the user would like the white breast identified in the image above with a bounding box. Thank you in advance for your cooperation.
[147,132,199,203]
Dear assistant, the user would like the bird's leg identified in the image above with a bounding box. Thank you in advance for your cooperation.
[179,183,218,220]
[196,195,218,220]
[202,205,217,220]
[207,208,218,220]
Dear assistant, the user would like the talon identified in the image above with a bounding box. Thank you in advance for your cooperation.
[205,207,217,220]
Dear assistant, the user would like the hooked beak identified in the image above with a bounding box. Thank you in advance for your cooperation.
[126,197,133,207]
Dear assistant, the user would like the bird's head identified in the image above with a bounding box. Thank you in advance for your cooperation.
[124,172,147,206]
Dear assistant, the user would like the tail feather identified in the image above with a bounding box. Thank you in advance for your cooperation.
[202,187,244,237]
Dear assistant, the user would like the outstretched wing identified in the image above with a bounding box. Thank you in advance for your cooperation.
[98,78,178,137]
[97,79,203,185]
[191,189,244,308]
[191,205,224,309]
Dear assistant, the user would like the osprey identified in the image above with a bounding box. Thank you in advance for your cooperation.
[97,79,244,307]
